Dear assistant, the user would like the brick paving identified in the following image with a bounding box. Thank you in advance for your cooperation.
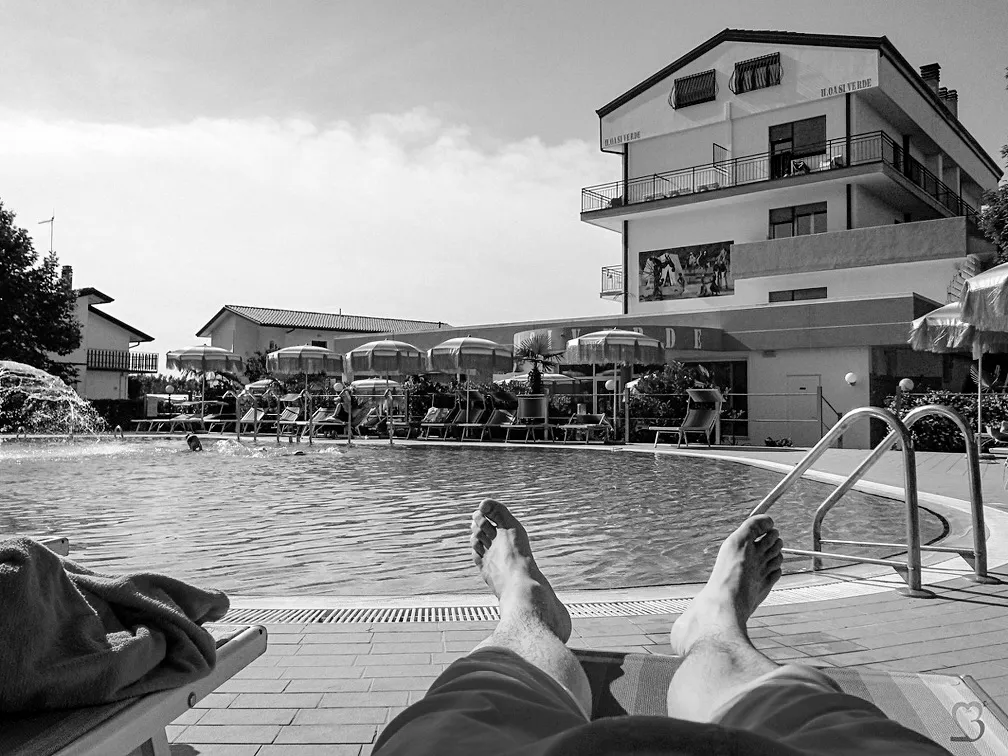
[168,447,1008,755]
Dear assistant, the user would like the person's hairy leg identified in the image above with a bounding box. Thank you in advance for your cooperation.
[470,498,591,718]
[667,515,783,722]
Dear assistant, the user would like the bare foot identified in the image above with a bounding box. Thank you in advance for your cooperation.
[669,515,783,655]
[471,498,572,643]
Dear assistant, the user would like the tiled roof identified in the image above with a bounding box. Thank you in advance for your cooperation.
[198,305,446,336]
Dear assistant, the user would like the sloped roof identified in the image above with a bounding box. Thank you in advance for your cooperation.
[596,28,1002,179]
[88,305,154,342]
[197,305,447,338]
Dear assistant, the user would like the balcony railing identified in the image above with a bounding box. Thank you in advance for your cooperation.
[87,349,159,373]
[601,265,623,299]
[582,130,978,224]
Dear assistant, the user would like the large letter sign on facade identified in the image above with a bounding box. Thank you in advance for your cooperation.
[639,241,733,302]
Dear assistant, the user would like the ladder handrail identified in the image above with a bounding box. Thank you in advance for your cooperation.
[811,404,989,582]
[748,405,924,593]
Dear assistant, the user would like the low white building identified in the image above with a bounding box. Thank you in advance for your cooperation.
[51,268,157,400]
[196,305,448,360]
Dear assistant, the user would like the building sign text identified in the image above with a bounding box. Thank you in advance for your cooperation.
[603,130,641,148]
[820,78,872,98]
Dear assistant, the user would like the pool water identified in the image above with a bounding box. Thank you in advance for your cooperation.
[0,439,944,595]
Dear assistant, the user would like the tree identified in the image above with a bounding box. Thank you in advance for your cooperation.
[244,350,268,382]
[513,332,562,395]
[980,67,1008,262]
[0,201,81,382]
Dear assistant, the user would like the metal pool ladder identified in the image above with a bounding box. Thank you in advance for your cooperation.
[749,404,998,598]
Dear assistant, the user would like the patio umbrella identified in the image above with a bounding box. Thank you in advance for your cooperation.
[346,340,426,377]
[266,345,343,444]
[909,302,1008,440]
[350,378,402,395]
[960,262,1008,332]
[564,329,665,435]
[429,337,513,420]
[166,345,244,419]
[494,371,575,385]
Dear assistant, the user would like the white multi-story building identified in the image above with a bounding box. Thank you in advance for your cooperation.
[323,30,1002,449]
[580,29,1002,447]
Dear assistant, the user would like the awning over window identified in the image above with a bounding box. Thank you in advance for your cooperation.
[730,52,782,94]
[671,69,717,109]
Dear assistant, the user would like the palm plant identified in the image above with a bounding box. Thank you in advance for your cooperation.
[513,332,563,395]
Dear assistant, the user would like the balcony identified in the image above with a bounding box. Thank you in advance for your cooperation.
[87,349,159,373]
[600,265,623,301]
[581,130,978,223]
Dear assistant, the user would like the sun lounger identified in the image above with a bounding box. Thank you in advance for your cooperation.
[454,406,491,440]
[2,624,267,756]
[202,413,237,433]
[574,649,1008,751]
[558,413,613,444]
[651,388,723,447]
[276,406,303,438]
[237,407,275,432]
[477,409,514,441]
[503,417,552,443]
[295,407,343,438]
[420,407,460,440]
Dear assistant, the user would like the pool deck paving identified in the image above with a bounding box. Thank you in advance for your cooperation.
[168,445,1008,755]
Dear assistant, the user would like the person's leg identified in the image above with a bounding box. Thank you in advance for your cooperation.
[470,498,592,718]
[667,514,784,722]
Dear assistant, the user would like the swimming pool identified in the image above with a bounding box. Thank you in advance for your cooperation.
[0,439,944,595]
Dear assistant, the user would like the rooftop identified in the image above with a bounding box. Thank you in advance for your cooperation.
[197,305,449,338]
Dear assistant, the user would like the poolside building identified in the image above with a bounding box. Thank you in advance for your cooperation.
[328,30,1002,450]
[50,267,159,400]
[196,304,448,359]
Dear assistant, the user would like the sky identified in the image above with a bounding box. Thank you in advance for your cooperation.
[1,0,1006,367]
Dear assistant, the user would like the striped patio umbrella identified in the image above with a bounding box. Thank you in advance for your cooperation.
[346,340,426,378]
[430,337,513,419]
[960,261,1008,332]
[350,378,401,395]
[428,337,513,379]
[266,344,343,377]
[564,329,665,433]
[910,301,1008,440]
[166,345,244,374]
[494,371,574,385]
[166,345,244,419]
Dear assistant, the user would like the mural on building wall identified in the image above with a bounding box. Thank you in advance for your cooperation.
[639,241,733,301]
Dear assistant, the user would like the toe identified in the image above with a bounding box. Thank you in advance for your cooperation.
[469,532,486,557]
[758,529,780,551]
[762,537,783,559]
[482,498,517,528]
[766,553,784,573]
[736,514,774,543]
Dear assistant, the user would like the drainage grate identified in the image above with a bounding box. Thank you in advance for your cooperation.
[220,578,893,625]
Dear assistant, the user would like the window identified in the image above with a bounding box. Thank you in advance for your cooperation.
[311,340,327,348]
[769,202,827,239]
[769,287,827,303]
[670,69,717,109]
[730,52,781,94]
[769,115,826,178]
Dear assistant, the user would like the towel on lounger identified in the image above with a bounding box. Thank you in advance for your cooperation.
[0,537,229,712]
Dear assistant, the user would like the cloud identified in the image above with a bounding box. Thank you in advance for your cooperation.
[0,109,620,365]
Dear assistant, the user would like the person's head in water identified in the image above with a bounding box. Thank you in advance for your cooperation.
[186,433,203,452]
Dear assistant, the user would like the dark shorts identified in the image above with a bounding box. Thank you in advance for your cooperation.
[373,647,950,756]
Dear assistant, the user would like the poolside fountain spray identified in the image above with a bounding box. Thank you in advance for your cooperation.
[0,360,107,437]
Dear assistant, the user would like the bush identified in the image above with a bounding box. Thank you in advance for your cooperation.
[89,399,143,429]
[884,390,1008,451]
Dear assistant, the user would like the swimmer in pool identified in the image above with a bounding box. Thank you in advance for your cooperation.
[185,433,203,452]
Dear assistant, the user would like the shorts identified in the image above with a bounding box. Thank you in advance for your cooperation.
[372,646,949,755]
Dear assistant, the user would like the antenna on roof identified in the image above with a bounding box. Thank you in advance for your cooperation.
[37,212,55,254]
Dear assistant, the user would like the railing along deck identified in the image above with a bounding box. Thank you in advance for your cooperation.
[87,349,159,373]
[581,130,978,223]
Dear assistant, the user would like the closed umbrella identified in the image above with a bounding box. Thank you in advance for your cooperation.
[909,302,1008,440]
[564,329,665,438]
[494,371,574,386]
[166,345,244,419]
[430,337,513,421]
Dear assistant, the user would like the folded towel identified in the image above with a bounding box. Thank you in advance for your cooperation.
[0,538,229,712]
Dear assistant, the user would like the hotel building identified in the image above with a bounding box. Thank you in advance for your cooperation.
[328,30,1002,449]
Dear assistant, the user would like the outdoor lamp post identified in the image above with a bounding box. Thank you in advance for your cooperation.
[844,372,858,386]
[165,384,174,417]
[894,378,914,414]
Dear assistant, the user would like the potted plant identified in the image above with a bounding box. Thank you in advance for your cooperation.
[513,332,563,422]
